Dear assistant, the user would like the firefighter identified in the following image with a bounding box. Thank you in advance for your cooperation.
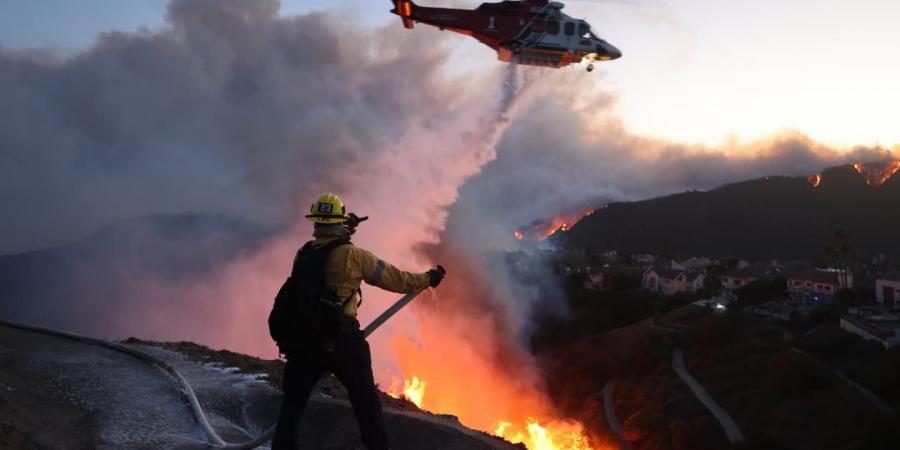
[271,193,445,450]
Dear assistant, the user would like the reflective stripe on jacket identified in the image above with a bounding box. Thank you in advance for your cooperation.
[308,237,431,317]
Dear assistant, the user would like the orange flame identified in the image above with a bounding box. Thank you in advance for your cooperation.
[494,418,595,450]
[514,208,596,241]
[387,376,427,408]
[388,319,604,450]
[385,217,615,450]
[853,160,900,186]
[807,173,822,188]
[402,376,427,408]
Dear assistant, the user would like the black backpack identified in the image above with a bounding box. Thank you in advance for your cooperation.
[268,238,351,354]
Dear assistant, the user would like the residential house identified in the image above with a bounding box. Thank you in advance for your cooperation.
[786,269,853,305]
[722,267,760,293]
[721,264,778,293]
[643,268,705,296]
[876,272,900,307]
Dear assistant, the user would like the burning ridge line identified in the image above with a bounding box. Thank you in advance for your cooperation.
[853,160,900,186]
[514,207,598,241]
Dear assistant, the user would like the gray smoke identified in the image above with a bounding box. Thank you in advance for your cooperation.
[1,0,889,354]
[0,0,465,255]
[448,97,894,241]
[0,0,520,352]
[438,72,893,344]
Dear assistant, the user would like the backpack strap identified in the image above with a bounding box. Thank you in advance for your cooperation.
[289,242,314,277]
[291,239,350,276]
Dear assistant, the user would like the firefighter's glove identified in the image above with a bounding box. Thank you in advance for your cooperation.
[427,265,446,288]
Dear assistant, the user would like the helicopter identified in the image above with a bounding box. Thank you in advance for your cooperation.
[391,0,621,71]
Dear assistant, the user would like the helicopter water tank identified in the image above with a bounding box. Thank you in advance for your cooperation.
[497,47,566,68]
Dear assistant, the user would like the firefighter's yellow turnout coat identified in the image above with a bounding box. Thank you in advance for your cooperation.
[307,236,431,317]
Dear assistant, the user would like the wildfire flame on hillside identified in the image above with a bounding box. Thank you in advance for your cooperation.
[495,419,594,450]
[386,260,607,450]
[807,173,822,188]
[393,374,598,450]
[382,208,609,448]
[387,376,427,409]
[386,371,600,449]
[853,160,900,186]
[514,208,597,241]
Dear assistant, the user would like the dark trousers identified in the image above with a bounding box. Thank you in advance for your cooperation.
[271,330,389,450]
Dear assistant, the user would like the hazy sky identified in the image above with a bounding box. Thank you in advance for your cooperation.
[2,0,899,148]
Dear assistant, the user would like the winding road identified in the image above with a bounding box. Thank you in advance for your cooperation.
[601,382,632,450]
[672,349,745,445]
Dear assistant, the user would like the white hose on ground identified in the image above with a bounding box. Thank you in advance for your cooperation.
[0,288,425,450]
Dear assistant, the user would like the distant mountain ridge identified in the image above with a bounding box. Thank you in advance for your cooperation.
[0,213,273,335]
[563,162,900,261]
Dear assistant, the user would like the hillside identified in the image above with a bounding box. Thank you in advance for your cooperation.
[533,293,900,450]
[564,163,900,261]
[0,214,273,335]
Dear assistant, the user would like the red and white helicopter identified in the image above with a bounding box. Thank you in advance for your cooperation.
[391,0,622,71]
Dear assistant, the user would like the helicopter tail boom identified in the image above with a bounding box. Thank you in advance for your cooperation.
[392,0,416,29]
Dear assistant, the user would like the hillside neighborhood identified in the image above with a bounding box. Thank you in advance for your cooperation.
[545,246,900,350]
[511,228,900,449]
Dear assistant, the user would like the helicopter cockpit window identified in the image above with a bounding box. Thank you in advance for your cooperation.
[547,20,560,35]
[578,22,590,37]
[564,21,575,36]
[531,20,545,34]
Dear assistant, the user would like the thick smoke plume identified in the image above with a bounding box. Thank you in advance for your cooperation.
[2,0,887,346]
[0,0,534,345]
[0,0,493,255]
[0,0,516,353]
[451,85,895,238]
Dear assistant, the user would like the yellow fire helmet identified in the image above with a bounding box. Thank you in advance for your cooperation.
[306,193,348,224]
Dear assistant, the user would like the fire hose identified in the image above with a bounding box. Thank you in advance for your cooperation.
[0,288,426,449]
